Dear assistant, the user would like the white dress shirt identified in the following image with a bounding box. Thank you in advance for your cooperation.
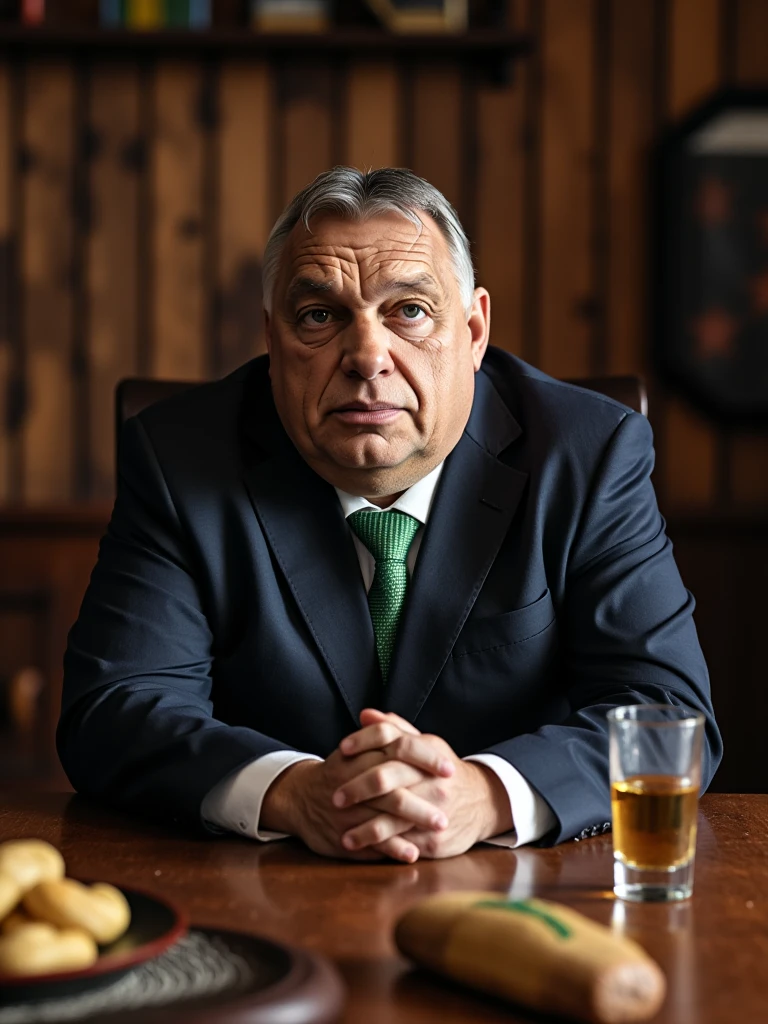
[202,462,556,847]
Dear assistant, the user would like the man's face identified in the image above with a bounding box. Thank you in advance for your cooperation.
[265,210,490,502]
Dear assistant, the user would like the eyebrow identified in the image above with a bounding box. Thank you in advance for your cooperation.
[286,277,335,304]
[285,272,443,306]
[387,274,441,299]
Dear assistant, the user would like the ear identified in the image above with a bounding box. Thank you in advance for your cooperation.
[468,287,490,371]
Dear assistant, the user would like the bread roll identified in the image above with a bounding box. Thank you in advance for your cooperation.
[0,922,97,977]
[1,910,32,935]
[23,879,131,945]
[395,892,666,1024]
[0,872,20,922]
[0,840,65,893]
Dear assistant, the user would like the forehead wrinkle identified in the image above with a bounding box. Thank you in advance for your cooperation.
[360,250,446,297]
[284,225,450,304]
[285,251,359,297]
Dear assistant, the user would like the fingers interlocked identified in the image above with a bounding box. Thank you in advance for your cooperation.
[333,709,459,862]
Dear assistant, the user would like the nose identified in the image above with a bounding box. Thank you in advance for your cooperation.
[340,313,395,380]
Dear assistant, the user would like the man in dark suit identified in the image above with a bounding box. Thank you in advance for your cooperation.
[59,167,721,863]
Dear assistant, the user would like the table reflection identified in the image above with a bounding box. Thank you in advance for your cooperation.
[612,898,698,1021]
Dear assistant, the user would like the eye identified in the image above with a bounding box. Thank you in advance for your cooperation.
[400,304,426,321]
[301,309,333,326]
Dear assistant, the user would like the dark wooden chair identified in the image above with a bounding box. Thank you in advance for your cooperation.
[115,373,648,465]
[116,374,647,433]
[563,376,648,418]
[115,378,197,435]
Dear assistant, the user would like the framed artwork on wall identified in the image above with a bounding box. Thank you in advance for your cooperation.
[654,89,768,426]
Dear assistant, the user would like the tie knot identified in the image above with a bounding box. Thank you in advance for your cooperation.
[348,509,420,563]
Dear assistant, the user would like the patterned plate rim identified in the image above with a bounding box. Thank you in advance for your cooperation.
[0,884,188,988]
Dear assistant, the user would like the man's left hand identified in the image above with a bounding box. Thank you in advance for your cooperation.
[335,709,514,859]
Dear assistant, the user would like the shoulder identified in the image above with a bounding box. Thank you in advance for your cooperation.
[478,346,649,453]
[480,346,634,421]
[120,356,270,483]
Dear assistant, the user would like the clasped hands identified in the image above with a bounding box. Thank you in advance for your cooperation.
[262,709,513,863]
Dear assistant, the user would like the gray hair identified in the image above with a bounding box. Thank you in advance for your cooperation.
[262,166,475,313]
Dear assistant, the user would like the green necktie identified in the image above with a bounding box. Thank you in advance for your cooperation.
[348,509,421,683]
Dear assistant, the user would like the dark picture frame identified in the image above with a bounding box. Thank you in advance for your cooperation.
[653,88,768,427]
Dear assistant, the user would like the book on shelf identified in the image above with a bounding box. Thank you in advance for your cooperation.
[363,0,467,33]
[99,0,123,24]
[187,0,210,27]
[251,0,331,33]
[100,0,211,28]
[21,0,45,24]
[125,0,163,26]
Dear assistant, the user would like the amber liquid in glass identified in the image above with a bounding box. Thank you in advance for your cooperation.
[611,774,698,870]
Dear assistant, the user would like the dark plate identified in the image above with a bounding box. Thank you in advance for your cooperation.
[0,886,187,1003]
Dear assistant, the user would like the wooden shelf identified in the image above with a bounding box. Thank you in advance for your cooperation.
[0,26,532,82]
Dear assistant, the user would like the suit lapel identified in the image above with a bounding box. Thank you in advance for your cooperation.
[384,372,528,722]
[239,366,378,725]
[238,358,528,726]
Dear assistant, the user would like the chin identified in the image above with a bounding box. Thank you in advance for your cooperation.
[323,448,439,501]
[322,434,413,471]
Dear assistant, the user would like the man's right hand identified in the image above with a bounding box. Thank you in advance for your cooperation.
[261,747,450,862]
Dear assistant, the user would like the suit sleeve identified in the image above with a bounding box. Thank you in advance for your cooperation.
[58,415,296,831]
[482,410,722,845]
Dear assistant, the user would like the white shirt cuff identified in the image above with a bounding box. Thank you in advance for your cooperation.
[201,751,323,841]
[465,753,557,847]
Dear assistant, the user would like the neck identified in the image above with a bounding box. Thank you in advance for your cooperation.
[363,492,404,509]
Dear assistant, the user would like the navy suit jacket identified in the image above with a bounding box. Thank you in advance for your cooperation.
[58,347,722,844]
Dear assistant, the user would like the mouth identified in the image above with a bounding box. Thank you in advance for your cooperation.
[331,402,404,425]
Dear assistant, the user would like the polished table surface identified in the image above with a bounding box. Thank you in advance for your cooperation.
[1,793,766,1023]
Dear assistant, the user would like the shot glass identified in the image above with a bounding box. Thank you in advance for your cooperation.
[608,704,705,902]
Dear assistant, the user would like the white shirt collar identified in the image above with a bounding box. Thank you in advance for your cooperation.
[335,462,445,527]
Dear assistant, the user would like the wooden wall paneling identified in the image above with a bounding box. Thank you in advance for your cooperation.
[136,64,152,380]
[71,67,89,502]
[408,65,464,214]
[538,0,596,379]
[0,590,50,783]
[728,0,768,507]
[345,61,400,170]
[662,0,721,508]
[217,61,271,377]
[734,0,768,88]
[278,61,335,209]
[20,62,75,504]
[0,62,11,502]
[671,516,768,793]
[152,62,207,382]
[606,0,655,379]
[730,436,768,506]
[474,0,531,357]
[0,509,110,789]
[87,64,140,499]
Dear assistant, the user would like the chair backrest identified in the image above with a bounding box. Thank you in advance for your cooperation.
[115,372,648,464]
[564,375,648,417]
[115,378,196,436]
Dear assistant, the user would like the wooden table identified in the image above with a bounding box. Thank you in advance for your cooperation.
[1,793,766,1023]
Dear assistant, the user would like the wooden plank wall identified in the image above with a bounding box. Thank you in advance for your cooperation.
[0,0,767,507]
